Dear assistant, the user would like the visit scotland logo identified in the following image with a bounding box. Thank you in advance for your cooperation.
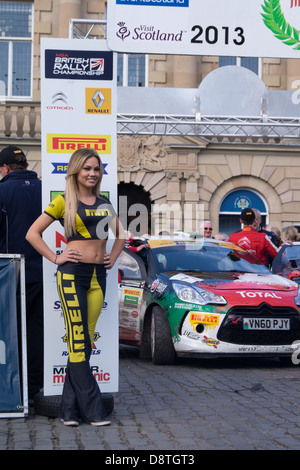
[116,21,185,42]
[261,0,300,49]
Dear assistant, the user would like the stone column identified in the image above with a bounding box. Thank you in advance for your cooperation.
[151,171,183,235]
[183,172,201,233]
[286,59,300,90]
[58,0,81,38]
[173,56,198,88]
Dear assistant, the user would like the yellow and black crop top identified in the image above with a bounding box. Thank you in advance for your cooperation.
[44,194,117,242]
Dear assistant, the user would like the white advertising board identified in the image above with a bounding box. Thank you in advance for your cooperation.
[107,0,300,58]
[40,38,118,396]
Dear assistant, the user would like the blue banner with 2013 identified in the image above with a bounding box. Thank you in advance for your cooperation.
[116,0,189,6]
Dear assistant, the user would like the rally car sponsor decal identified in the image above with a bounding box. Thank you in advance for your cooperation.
[189,312,220,330]
[202,336,220,348]
[182,330,202,341]
[170,273,202,283]
[150,279,168,295]
[236,291,282,299]
[123,288,141,297]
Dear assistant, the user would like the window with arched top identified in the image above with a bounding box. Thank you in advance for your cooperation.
[219,189,268,236]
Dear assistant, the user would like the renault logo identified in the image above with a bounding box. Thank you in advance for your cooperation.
[92,90,105,108]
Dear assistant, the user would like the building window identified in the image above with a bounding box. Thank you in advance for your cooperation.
[117,54,148,87]
[103,3,147,88]
[0,1,33,99]
[219,57,261,77]
[219,189,267,235]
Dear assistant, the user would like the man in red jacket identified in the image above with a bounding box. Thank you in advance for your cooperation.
[228,208,278,266]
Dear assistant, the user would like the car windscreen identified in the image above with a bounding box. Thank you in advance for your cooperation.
[152,242,270,275]
[272,244,300,276]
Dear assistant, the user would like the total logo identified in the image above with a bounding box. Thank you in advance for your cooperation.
[236,291,282,299]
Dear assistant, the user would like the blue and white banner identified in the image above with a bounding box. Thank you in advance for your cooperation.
[116,0,189,6]
[0,259,22,414]
[107,0,300,58]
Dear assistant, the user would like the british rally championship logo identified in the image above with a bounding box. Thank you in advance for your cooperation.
[45,50,113,80]
[261,0,300,49]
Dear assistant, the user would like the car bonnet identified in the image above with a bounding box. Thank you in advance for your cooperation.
[170,272,298,292]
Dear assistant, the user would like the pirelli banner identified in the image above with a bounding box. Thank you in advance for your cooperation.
[40,39,118,396]
[107,0,300,58]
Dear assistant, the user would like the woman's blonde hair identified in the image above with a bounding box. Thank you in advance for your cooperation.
[282,225,300,243]
[64,148,103,239]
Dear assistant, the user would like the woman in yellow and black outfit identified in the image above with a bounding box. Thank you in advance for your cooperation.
[26,148,125,427]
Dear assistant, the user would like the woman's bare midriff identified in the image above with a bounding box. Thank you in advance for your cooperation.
[68,239,107,264]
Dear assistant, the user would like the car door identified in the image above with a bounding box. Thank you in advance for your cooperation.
[118,248,147,346]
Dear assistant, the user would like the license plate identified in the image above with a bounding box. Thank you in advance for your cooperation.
[243,318,290,330]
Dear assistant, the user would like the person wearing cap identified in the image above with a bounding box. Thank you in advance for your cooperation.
[0,145,43,399]
[228,208,278,266]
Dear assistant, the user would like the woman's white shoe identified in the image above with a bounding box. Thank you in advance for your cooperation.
[90,420,111,427]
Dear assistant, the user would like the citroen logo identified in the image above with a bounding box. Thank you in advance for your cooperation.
[52,91,68,105]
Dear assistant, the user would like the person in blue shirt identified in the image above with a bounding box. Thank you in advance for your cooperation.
[0,145,43,399]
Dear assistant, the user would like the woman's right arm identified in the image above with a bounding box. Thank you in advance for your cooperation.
[26,213,82,265]
[26,213,58,263]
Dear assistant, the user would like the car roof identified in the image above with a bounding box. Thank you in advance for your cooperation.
[146,238,235,250]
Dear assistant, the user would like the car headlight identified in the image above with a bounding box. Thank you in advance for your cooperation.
[294,286,300,306]
[172,282,227,306]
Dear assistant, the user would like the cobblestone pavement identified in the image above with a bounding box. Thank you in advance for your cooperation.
[2,345,300,452]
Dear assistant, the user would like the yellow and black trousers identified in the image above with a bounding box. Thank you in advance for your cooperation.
[57,262,107,422]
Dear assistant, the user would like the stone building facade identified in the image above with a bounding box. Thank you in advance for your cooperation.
[1,0,300,236]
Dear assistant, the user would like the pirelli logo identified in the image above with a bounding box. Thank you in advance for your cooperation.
[124,288,141,297]
[189,312,219,328]
[85,209,112,217]
[47,134,111,154]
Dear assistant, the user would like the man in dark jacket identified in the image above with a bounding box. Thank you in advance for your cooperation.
[0,145,43,399]
[252,208,278,268]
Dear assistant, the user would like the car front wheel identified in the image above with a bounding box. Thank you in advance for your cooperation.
[151,306,176,365]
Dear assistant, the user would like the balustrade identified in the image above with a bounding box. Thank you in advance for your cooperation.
[0,102,41,140]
